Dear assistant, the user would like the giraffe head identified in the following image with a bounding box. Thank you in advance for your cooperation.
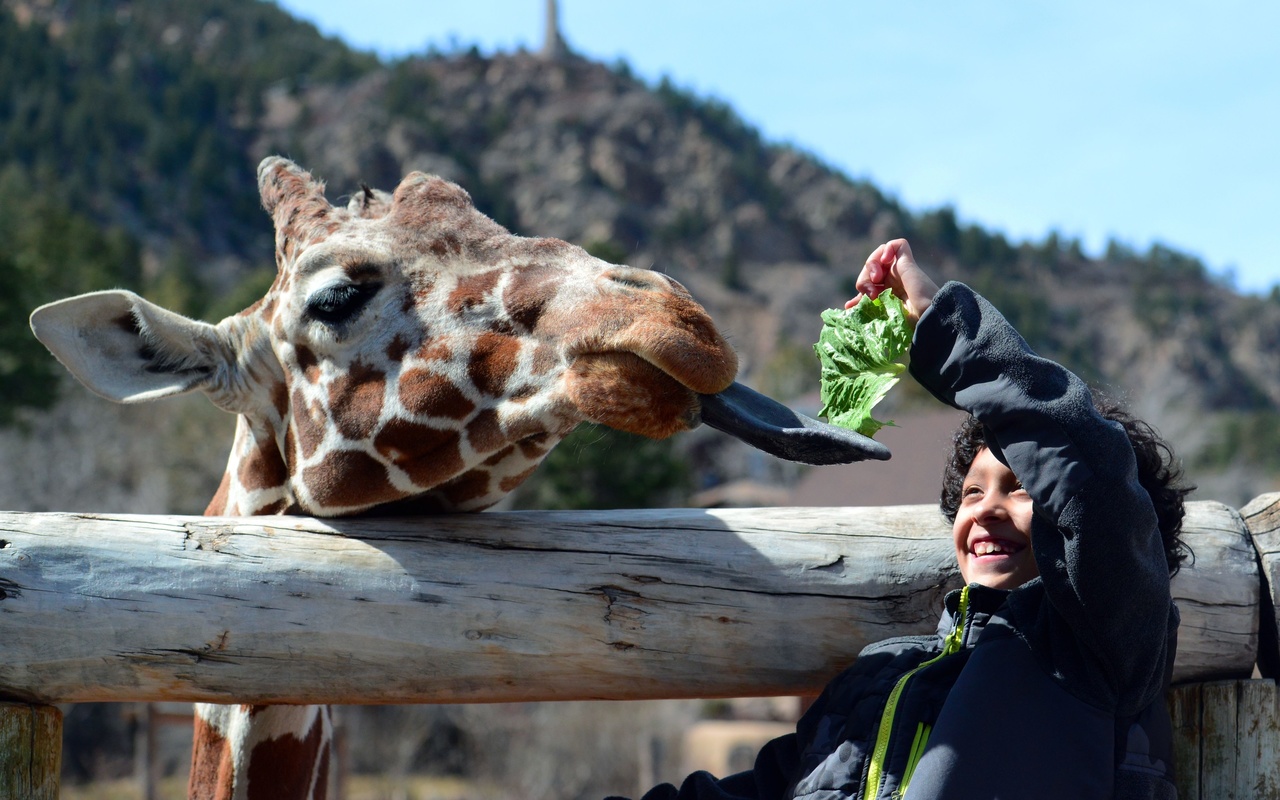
[30,157,744,515]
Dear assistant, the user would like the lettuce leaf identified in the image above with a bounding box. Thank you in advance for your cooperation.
[813,291,912,438]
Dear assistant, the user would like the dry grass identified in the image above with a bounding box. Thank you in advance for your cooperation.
[344,774,507,800]
[62,778,182,800]
[61,775,506,800]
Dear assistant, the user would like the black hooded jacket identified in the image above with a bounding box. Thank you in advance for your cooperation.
[615,282,1179,800]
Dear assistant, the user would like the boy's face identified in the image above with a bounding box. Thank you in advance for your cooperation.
[952,447,1038,590]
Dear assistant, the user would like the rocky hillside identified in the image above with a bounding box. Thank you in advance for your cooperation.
[2,0,1278,509]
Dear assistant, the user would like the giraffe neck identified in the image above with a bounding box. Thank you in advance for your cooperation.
[202,308,295,517]
[205,416,293,516]
[189,703,332,800]
[196,312,325,797]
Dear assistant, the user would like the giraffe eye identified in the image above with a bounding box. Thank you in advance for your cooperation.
[305,282,381,325]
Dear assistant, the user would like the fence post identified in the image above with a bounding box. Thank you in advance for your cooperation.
[1169,682,1201,798]
[1244,492,1280,679]
[0,702,61,800]
[1168,680,1280,800]
[1168,494,1280,799]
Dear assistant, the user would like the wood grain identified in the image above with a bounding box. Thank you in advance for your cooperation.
[0,703,60,800]
[0,501,1261,704]
[1167,679,1280,800]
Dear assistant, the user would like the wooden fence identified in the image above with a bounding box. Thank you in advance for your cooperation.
[2,493,1278,798]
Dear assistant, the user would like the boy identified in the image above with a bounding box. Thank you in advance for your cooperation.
[618,239,1189,799]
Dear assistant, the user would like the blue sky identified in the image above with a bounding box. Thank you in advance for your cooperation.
[277,1,1280,293]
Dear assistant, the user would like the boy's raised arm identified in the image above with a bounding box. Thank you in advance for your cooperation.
[909,280,1174,710]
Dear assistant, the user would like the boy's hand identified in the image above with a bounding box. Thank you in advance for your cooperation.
[845,239,939,326]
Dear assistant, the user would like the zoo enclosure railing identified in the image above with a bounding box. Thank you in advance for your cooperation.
[2,494,1279,799]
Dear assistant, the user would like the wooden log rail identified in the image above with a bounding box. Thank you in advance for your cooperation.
[0,497,1275,706]
[1,494,1278,799]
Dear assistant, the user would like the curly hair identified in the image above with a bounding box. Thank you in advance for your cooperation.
[939,392,1193,577]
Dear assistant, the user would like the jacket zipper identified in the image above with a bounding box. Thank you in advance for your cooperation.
[863,585,970,799]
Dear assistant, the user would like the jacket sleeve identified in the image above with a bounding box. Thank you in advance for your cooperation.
[908,281,1174,711]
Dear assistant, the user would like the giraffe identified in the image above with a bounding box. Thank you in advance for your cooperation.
[30,156,887,800]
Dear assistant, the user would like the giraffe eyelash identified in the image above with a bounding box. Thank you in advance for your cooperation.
[305,282,382,325]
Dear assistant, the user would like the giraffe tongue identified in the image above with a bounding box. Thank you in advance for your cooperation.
[698,382,891,465]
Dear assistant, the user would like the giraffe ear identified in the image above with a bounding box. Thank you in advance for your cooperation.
[30,291,224,404]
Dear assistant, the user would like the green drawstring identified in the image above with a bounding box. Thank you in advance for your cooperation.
[865,585,969,798]
[898,722,933,797]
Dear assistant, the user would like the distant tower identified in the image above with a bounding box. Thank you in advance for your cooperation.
[542,0,570,59]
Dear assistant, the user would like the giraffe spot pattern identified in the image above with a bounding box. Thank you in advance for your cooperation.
[503,265,560,332]
[292,388,328,459]
[283,426,298,474]
[237,440,290,493]
[304,449,401,509]
[429,232,463,258]
[244,709,330,800]
[466,408,506,454]
[205,472,232,516]
[398,368,475,419]
[468,332,520,397]
[328,360,386,441]
[518,433,553,460]
[464,442,554,507]
[385,332,414,363]
[499,465,540,493]
[507,383,539,401]
[522,237,572,259]
[294,345,321,384]
[482,445,515,467]
[439,469,491,507]
[500,402,573,444]
[394,445,465,488]
[400,286,419,316]
[415,339,453,363]
[269,380,289,419]
[254,498,289,515]
[188,713,234,799]
[447,268,502,317]
[529,342,560,376]
[373,418,465,488]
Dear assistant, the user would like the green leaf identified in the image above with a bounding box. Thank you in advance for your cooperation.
[813,291,912,437]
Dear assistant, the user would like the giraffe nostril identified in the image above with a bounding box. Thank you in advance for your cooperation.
[604,268,665,292]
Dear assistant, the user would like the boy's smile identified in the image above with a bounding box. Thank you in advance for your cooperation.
[953,447,1038,589]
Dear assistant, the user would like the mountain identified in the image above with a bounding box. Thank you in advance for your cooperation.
[1,0,1278,510]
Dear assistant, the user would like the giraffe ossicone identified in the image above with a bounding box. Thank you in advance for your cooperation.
[30,156,886,800]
